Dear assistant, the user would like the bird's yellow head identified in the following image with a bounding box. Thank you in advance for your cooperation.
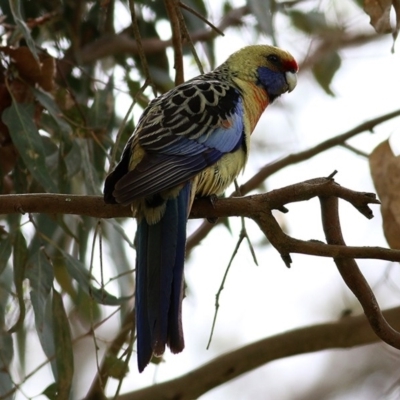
[221,45,298,100]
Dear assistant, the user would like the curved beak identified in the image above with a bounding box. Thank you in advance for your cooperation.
[285,71,297,92]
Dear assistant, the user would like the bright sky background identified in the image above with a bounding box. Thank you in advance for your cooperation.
[18,1,400,399]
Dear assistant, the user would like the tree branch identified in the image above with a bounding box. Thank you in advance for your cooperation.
[186,107,400,252]
[64,6,247,68]
[1,178,400,265]
[319,195,400,350]
[116,306,400,400]
[164,0,185,85]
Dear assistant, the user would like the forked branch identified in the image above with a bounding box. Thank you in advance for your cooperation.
[319,195,400,350]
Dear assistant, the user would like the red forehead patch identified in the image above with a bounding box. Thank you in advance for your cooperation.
[284,57,299,72]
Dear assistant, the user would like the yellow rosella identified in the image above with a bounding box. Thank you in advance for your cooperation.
[104,45,298,372]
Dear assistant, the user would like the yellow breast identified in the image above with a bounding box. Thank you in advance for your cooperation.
[195,148,247,198]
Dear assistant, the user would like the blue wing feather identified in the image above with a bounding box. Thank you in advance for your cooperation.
[113,90,244,204]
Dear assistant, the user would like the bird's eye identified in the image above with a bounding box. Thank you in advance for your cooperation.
[267,54,280,64]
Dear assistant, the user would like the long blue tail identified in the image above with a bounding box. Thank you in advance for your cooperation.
[135,183,190,372]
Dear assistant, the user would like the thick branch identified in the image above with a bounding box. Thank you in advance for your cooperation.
[1,179,400,265]
[116,306,400,400]
[74,6,249,66]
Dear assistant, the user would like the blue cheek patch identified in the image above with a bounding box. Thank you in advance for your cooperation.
[257,66,286,96]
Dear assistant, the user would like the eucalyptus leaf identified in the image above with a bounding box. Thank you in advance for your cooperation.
[30,289,57,379]
[247,0,275,40]
[64,141,82,179]
[312,51,341,96]
[0,331,13,398]
[26,249,54,319]
[88,86,114,129]
[77,138,101,195]
[8,0,38,60]
[9,230,28,333]
[61,251,129,305]
[52,288,73,399]
[2,102,57,193]
[33,88,72,136]
[289,10,329,34]
[104,219,134,248]
[0,236,12,276]
[42,383,58,400]
[102,222,134,300]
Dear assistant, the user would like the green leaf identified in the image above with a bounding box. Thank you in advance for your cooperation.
[52,288,73,399]
[0,331,13,398]
[8,0,39,61]
[63,141,82,178]
[33,88,72,136]
[181,0,208,31]
[16,320,27,372]
[102,222,134,309]
[89,80,115,180]
[31,288,57,379]
[2,102,57,193]
[9,230,28,333]
[77,138,101,195]
[103,355,129,379]
[88,85,114,130]
[26,249,54,324]
[0,235,12,276]
[42,383,58,400]
[247,0,275,38]
[105,219,134,248]
[289,10,329,34]
[75,286,101,321]
[312,51,342,96]
[28,214,65,255]
[12,157,28,194]
[61,251,129,305]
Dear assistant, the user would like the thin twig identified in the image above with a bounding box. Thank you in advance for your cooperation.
[340,142,369,158]
[175,1,205,74]
[164,0,185,85]
[128,0,155,95]
[86,311,135,399]
[178,1,224,36]
[109,79,150,169]
[206,216,256,350]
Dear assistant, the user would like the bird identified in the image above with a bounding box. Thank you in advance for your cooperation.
[103,44,298,372]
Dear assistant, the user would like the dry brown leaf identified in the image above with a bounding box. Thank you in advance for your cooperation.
[369,140,400,249]
[0,46,55,91]
[37,53,55,92]
[393,0,400,47]
[364,0,397,33]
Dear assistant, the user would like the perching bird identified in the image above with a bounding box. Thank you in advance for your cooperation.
[104,45,298,372]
